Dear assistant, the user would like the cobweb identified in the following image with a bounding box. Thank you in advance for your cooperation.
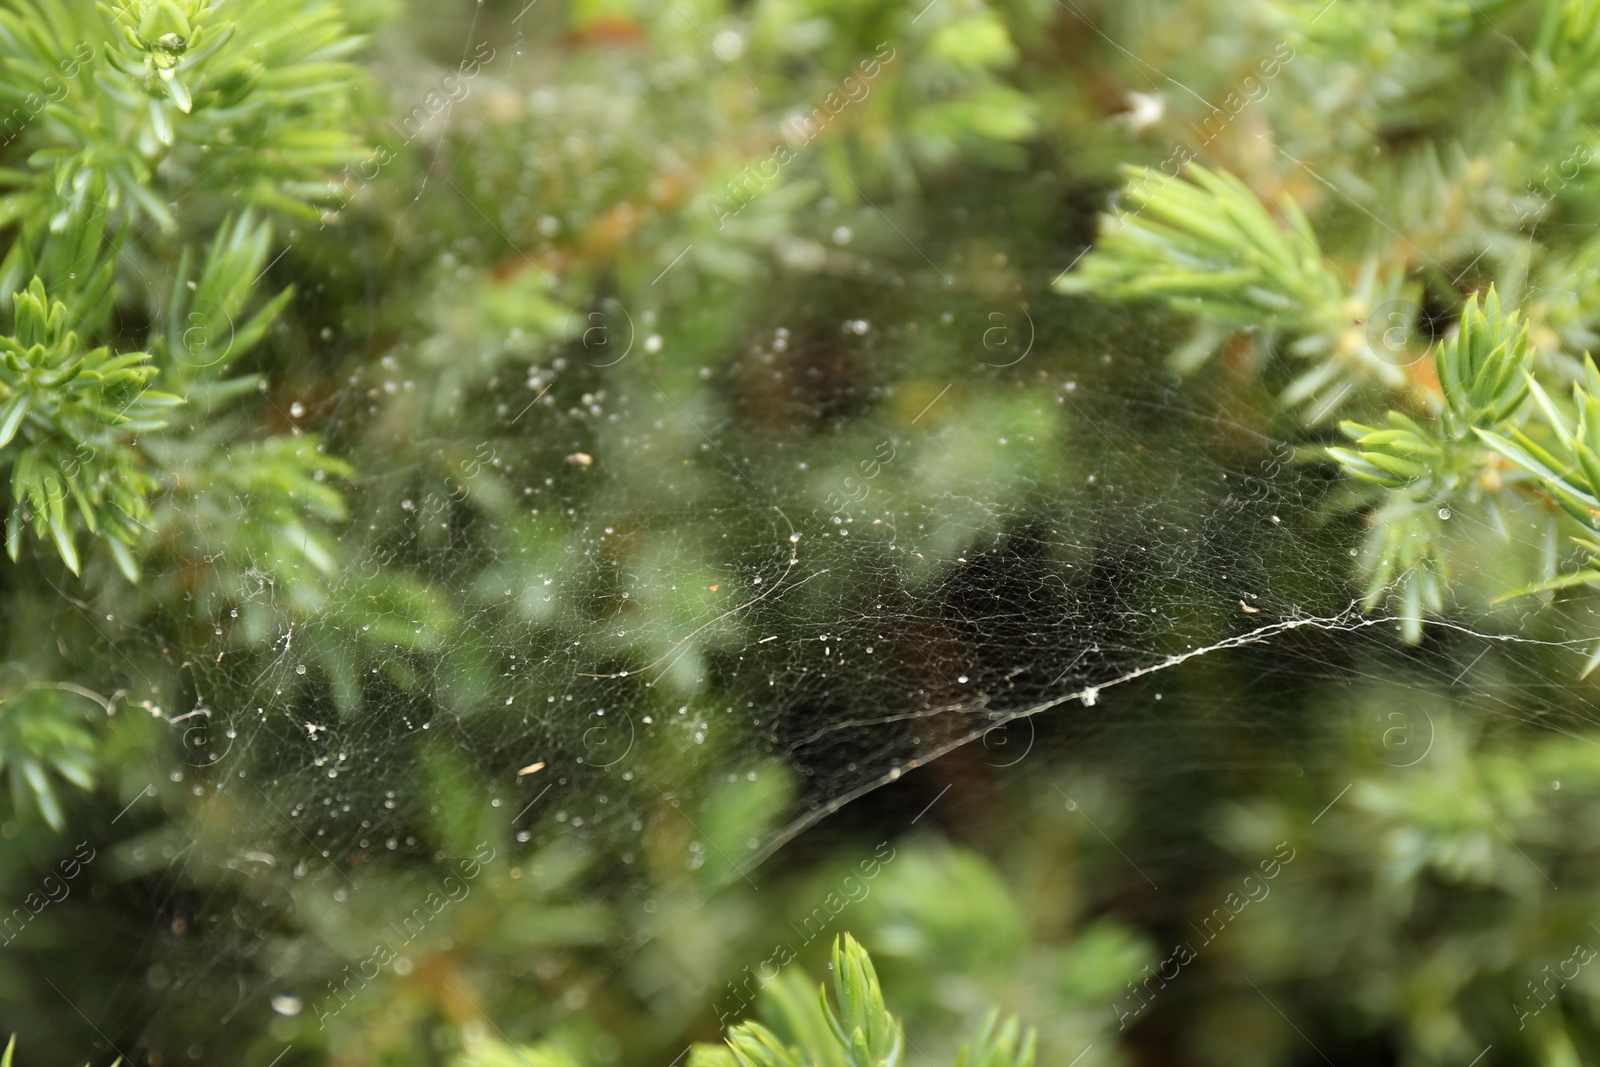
[90,290,1600,1058]
[37,6,1600,1064]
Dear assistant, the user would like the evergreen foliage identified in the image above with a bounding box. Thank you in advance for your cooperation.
[1056,0,1600,651]
[464,937,1036,1067]
[0,0,365,823]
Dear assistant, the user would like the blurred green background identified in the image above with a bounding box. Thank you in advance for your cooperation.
[5,0,1600,1065]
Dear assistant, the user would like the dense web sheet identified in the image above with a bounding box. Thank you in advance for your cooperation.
[92,293,1600,1046]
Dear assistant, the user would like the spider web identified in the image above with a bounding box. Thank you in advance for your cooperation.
[93,304,1598,1059]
